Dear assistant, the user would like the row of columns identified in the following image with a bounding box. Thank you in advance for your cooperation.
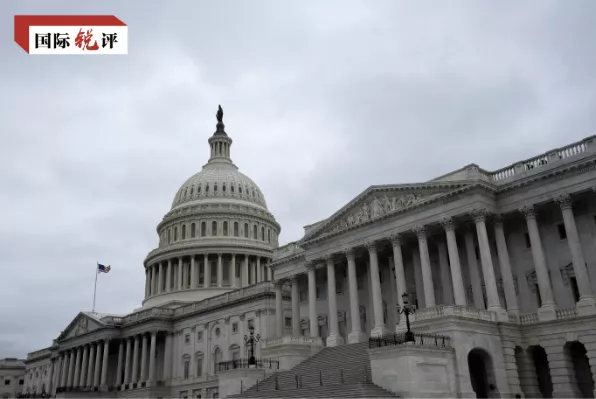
[120,331,159,386]
[273,194,596,345]
[145,254,272,298]
[55,339,109,390]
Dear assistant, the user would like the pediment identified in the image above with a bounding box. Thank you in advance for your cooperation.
[57,312,104,341]
[302,182,470,242]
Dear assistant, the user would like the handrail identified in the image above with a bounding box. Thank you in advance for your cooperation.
[368,331,452,349]
[217,357,280,372]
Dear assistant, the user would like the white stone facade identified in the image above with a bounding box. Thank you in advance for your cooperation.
[22,108,596,398]
[0,358,25,398]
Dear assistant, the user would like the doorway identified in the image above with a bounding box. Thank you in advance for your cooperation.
[468,348,498,398]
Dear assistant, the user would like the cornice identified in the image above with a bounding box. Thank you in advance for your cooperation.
[145,241,274,265]
[269,252,306,269]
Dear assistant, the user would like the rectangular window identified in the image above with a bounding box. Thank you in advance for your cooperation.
[285,317,292,327]
[524,233,532,248]
[197,331,203,341]
[248,319,254,329]
[232,322,238,333]
[5,380,10,385]
[184,361,190,379]
[316,286,326,299]
[185,334,190,344]
[19,380,24,385]
[557,223,567,240]
[196,359,203,377]
[299,289,307,303]
[570,277,580,302]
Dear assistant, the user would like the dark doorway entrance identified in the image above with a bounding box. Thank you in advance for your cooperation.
[468,348,496,398]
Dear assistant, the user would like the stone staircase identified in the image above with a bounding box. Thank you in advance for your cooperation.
[228,343,397,398]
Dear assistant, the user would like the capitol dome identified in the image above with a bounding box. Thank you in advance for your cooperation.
[142,106,280,308]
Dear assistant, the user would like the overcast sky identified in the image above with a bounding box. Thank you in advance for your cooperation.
[1,0,595,358]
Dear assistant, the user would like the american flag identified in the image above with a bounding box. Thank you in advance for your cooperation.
[98,264,111,273]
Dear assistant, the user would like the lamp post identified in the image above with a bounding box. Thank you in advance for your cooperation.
[396,292,416,342]
[244,326,261,367]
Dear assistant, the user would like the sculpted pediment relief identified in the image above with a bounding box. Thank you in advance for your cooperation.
[58,313,103,341]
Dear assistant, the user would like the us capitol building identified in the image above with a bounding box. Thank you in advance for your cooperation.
[21,107,596,399]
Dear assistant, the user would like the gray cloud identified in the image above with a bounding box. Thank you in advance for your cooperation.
[1,0,596,357]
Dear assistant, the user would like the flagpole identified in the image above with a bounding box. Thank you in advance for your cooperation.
[92,261,98,313]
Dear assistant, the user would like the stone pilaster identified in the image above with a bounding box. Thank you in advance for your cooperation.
[291,275,301,336]
[543,341,581,398]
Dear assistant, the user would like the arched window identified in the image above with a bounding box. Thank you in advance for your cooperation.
[182,355,190,379]
[190,186,194,196]
[214,183,218,192]
[244,223,249,238]
[201,222,206,237]
[198,184,202,193]
[195,352,204,377]
[168,229,171,243]
[212,221,218,236]
[231,185,235,193]
[174,226,178,241]
[213,347,222,374]
[268,229,271,243]
[206,183,210,193]
[261,227,265,241]
[234,222,239,237]
[184,188,188,198]
[239,185,243,194]
[223,183,226,192]
[223,221,229,236]
[191,223,196,238]
[253,225,257,239]
[182,224,186,239]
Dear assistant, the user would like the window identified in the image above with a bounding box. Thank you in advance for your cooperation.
[248,319,254,329]
[168,229,172,243]
[524,233,531,248]
[232,322,238,333]
[197,331,203,341]
[185,334,190,344]
[214,183,218,192]
[191,223,196,238]
[201,222,206,237]
[198,184,202,193]
[316,286,326,299]
[182,224,186,239]
[234,222,239,237]
[222,183,226,192]
[244,223,249,238]
[190,186,194,196]
[19,380,24,386]
[299,289,307,303]
[557,224,567,240]
[261,227,265,241]
[212,221,217,236]
[239,185,242,194]
[570,277,580,302]
[183,360,190,379]
[205,183,209,193]
[336,278,343,294]
[196,357,203,377]
[174,226,178,241]
[253,225,257,239]
[285,317,292,327]
[268,229,271,243]
[215,328,221,338]
[223,221,228,236]
[231,185,235,193]
[5,380,10,385]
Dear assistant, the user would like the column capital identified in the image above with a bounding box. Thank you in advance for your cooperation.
[217,253,222,257]
[492,213,504,226]
[305,262,316,272]
[389,233,401,246]
[412,225,427,238]
[324,255,334,266]
[224,316,231,324]
[364,241,377,252]
[290,274,299,283]
[519,204,536,220]
[239,314,246,321]
[273,279,285,289]
[470,208,490,223]
[554,193,573,210]
[343,248,355,260]
[440,217,456,232]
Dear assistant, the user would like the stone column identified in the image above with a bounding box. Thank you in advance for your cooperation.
[93,341,101,387]
[413,226,436,308]
[307,263,319,337]
[73,346,82,387]
[67,349,75,387]
[520,205,556,320]
[471,209,506,318]
[390,234,408,325]
[217,253,223,287]
[132,335,140,383]
[325,256,344,346]
[544,343,581,398]
[178,258,184,290]
[231,254,237,288]
[493,215,520,317]
[116,340,124,386]
[275,280,284,336]
[145,269,150,298]
[345,249,366,343]
[61,351,69,387]
[555,194,596,315]
[367,242,389,336]
[148,331,157,384]
[190,255,196,289]
[412,250,425,308]
[243,255,249,287]
[291,275,301,336]
[49,357,56,393]
[437,239,455,305]
[204,254,211,288]
[100,339,109,387]
[166,259,172,292]
[79,345,89,387]
[256,257,262,282]
[140,334,148,382]
[464,226,485,309]
[124,338,132,384]
[86,345,95,387]
[441,218,467,306]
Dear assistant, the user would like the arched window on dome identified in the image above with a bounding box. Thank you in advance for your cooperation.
[201,222,206,237]
[190,186,194,196]
[174,227,178,241]
[182,224,186,239]
[212,221,218,236]
[244,223,249,238]
[234,222,239,237]
[231,185,235,193]
[222,183,226,192]
[239,185,243,194]
[261,227,265,241]
[253,225,257,239]
[252,189,255,198]
[268,229,271,243]
[206,183,210,193]
[214,183,218,192]
[191,223,196,238]
[168,229,171,243]
[184,188,188,198]
[198,184,202,194]
[223,221,228,236]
